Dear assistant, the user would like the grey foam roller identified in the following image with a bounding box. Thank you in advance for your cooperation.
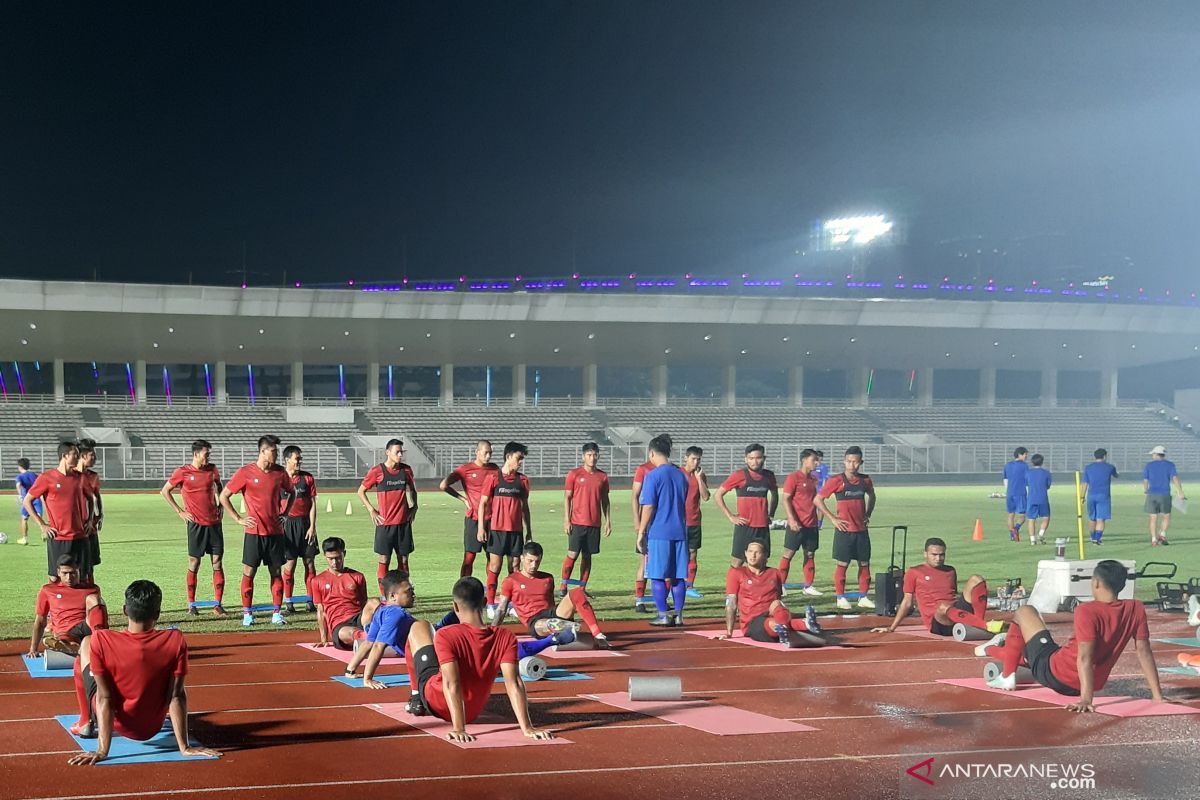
[519,656,548,682]
[952,623,992,641]
[628,676,683,701]
[983,662,1033,684]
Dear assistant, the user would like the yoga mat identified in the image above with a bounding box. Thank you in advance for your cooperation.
[333,668,591,688]
[1154,638,1200,648]
[366,703,571,748]
[1091,699,1200,718]
[1159,665,1200,677]
[55,715,218,765]
[938,678,1198,716]
[582,692,817,735]
[684,629,847,651]
[895,626,962,642]
[22,653,73,679]
[298,642,405,665]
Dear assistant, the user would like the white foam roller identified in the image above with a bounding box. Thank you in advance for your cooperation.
[952,623,992,641]
[43,649,75,670]
[983,662,1033,684]
[628,676,682,701]
[519,656,547,682]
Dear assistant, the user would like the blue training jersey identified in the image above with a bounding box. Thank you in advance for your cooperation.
[365,604,417,653]
[813,463,829,492]
[1082,462,1117,498]
[15,471,35,498]
[640,463,689,541]
[1026,467,1052,505]
[1142,459,1177,495]
[1003,460,1028,498]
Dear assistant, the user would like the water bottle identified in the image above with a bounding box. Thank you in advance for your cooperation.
[1054,538,1067,560]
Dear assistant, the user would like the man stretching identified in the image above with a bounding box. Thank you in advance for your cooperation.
[495,541,610,649]
[872,538,992,637]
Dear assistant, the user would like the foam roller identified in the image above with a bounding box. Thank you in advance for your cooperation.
[554,633,595,652]
[43,649,75,670]
[628,676,682,701]
[952,623,991,641]
[983,662,1033,684]
[519,656,547,682]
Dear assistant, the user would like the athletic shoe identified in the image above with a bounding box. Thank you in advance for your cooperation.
[802,585,824,597]
[187,605,199,617]
[213,605,229,618]
[1037,535,1046,545]
[857,596,876,610]
[671,613,684,628]
[16,536,27,545]
[649,614,672,627]
[592,633,612,649]
[558,587,569,601]
[804,605,822,634]
[306,601,317,613]
[69,718,97,739]
[506,606,519,619]
[1151,539,1159,547]
[405,694,428,716]
[242,612,254,627]
[835,597,852,611]
[1092,539,1103,546]
[485,604,497,622]
[42,631,79,656]
[270,612,288,626]
[769,518,788,531]
[551,628,577,647]
[986,671,1016,691]
[685,587,703,599]
[634,600,648,613]
[986,619,1005,634]
[285,602,296,614]
[774,623,791,645]
[974,631,1007,658]
[1159,536,1170,546]
[1185,596,1200,627]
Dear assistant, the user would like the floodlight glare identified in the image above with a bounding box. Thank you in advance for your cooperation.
[822,214,894,247]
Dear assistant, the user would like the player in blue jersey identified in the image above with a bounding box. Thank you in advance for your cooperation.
[637,433,691,627]
[14,458,43,546]
[812,451,829,529]
[1003,447,1029,542]
[1081,449,1118,545]
[1024,454,1052,545]
[1142,446,1186,546]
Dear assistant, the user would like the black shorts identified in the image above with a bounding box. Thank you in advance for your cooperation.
[413,644,443,717]
[832,530,871,564]
[1025,629,1081,696]
[63,620,93,642]
[187,522,225,559]
[731,525,771,559]
[283,516,318,561]
[82,664,98,708]
[568,525,601,555]
[486,530,523,558]
[783,526,819,554]
[242,534,286,569]
[929,595,975,637]
[526,608,556,638]
[47,537,93,578]
[463,518,486,554]
[374,524,415,558]
[331,615,364,651]
[746,613,775,642]
[687,525,702,551]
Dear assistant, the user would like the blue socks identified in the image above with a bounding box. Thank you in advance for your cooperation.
[519,636,556,659]
[671,579,686,615]
[434,610,459,630]
[651,579,669,614]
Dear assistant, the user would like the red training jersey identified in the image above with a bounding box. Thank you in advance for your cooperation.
[35,581,100,635]
[361,462,416,526]
[27,469,87,540]
[683,468,703,527]
[720,468,777,529]
[450,461,500,521]
[565,467,609,527]
[286,470,317,518]
[225,463,292,536]
[312,568,368,628]
[902,564,959,630]
[783,469,820,528]
[633,461,654,487]
[167,464,222,526]
[725,566,784,635]
[482,470,529,532]
[89,628,188,741]
[819,473,874,532]
[500,570,555,624]
[425,625,519,724]
[1049,599,1150,691]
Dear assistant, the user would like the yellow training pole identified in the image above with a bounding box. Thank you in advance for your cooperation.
[1074,470,1086,560]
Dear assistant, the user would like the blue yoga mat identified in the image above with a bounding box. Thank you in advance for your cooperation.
[21,654,73,679]
[55,715,218,765]
[1159,665,1200,676]
[1154,637,1200,648]
[331,668,592,688]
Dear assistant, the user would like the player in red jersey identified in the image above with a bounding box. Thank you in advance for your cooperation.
[722,541,825,647]
[981,560,1163,711]
[76,438,103,581]
[681,446,710,598]
[817,446,877,611]
[281,445,318,613]
[496,540,611,648]
[478,442,532,619]
[440,439,499,578]
[66,580,219,764]
[781,448,828,597]
[403,576,552,742]
[872,538,992,636]
[29,555,108,657]
[310,537,368,650]
[630,452,656,612]
[161,440,228,617]
[358,438,419,594]
[219,435,295,627]
[560,442,612,596]
[714,443,779,568]
[25,441,90,580]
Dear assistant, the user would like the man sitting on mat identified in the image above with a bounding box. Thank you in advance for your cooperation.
[29,554,108,658]
[722,540,825,647]
[403,577,553,743]
[493,540,611,649]
[981,560,1163,712]
[872,537,993,637]
[67,580,220,765]
[311,537,369,651]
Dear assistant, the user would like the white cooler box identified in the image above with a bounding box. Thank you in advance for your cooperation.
[1027,559,1136,614]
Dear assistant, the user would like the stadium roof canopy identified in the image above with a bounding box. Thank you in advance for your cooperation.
[2,279,1198,370]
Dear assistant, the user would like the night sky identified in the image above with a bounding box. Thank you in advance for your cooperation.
[3,1,1199,288]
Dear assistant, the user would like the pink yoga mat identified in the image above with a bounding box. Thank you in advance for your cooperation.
[938,678,1198,717]
[582,692,817,735]
[366,703,571,748]
[895,626,964,642]
[685,629,847,651]
[298,642,405,666]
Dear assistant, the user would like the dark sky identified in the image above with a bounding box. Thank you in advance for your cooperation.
[3,1,1199,287]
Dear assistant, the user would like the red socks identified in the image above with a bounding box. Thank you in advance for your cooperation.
[579,558,592,586]
[460,551,476,578]
[73,657,90,726]
[283,569,295,602]
[857,565,871,594]
[777,556,792,583]
[270,575,284,609]
[376,562,388,595]
[833,564,848,596]
[86,603,108,632]
[569,587,602,637]
[240,575,254,610]
[969,580,989,617]
[560,555,577,586]
[486,568,500,605]
[1001,624,1027,677]
[946,581,992,629]
[803,554,815,586]
[186,570,198,604]
[213,569,225,604]
[635,579,647,599]
[686,555,697,586]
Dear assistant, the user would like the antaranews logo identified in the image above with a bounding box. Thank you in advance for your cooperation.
[902,756,1098,796]
[906,758,936,786]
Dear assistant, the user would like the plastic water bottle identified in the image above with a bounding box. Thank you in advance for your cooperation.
[1054,538,1067,560]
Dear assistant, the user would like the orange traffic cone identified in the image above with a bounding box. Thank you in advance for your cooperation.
[972,519,984,541]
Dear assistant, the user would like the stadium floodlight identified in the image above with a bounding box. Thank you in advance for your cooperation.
[821,214,895,247]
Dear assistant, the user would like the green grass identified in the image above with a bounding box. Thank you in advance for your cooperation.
[2,484,1195,639]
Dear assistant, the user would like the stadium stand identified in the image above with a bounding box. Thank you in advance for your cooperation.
[364,406,607,452]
